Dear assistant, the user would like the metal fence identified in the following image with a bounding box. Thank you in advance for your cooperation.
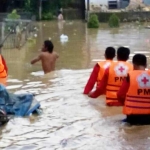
[0,19,35,49]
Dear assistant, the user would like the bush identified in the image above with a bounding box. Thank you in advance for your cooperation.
[42,12,53,20]
[108,14,120,28]
[88,14,99,28]
[7,9,20,20]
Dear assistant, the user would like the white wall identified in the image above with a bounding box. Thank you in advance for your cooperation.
[91,0,108,5]
[85,0,120,10]
[85,0,107,9]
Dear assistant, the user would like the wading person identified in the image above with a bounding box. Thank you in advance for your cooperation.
[31,40,59,74]
[89,47,133,106]
[83,47,116,95]
[57,11,64,21]
[16,25,22,49]
[118,54,150,125]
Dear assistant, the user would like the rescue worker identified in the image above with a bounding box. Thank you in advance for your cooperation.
[83,47,116,95]
[117,54,150,125]
[0,45,8,86]
[89,47,133,106]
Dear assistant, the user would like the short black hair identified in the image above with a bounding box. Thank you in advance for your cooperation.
[117,47,130,61]
[44,40,54,53]
[132,54,147,66]
[58,11,62,14]
[105,47,116,59]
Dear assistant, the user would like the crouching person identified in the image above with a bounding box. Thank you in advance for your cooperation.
[117,54,150,125]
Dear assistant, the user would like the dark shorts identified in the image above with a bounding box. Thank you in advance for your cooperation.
[125,115,150,125]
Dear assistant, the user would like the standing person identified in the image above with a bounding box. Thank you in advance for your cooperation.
[118,54,150,125]
[0,45,8,86]
[57,11,64,21]
[31,40,59,74]
[83,47,116,95]
[16,25,22,49]
[89,47,133,106]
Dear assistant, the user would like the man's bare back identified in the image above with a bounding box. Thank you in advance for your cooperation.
[40,51,58,74]
[31,40,59,74]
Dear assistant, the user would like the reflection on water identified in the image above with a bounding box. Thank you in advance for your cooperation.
[1,21,150,149]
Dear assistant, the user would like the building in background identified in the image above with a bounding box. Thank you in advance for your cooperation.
[85,0,150,11]
[85,0,129,10]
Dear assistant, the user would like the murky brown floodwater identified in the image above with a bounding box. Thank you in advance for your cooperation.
[1,21,150,150]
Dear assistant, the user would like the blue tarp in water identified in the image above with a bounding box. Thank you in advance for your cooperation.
[0,84,40,116]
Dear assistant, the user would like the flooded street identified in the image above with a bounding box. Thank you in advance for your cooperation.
[1,21,150,149]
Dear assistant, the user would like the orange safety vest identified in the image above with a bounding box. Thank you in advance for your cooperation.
[124,70,150,115]
[0,55,7,86]
[106,61,133,105]
[97,60,112,88]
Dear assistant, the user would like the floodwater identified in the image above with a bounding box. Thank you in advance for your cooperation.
[1,21,150,150]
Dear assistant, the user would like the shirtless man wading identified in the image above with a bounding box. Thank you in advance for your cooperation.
[31,40,59,74]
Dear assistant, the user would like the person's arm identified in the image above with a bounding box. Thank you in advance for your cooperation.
[1,55,8,74]
[83,64,100,94]
[117,75,130,105]
[31,54,41,65]
[88,68,109,98]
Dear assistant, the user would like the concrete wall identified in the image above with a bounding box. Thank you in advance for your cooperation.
[85,0,104,10]
[62,8,150,21]
[93,11,150,22]
[85,0,108,8]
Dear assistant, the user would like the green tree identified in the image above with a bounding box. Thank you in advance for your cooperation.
[108,14,120,28]
[7,9,20,20]
[88,14,99,28]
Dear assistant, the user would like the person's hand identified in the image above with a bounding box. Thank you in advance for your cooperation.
[88,91,93,98]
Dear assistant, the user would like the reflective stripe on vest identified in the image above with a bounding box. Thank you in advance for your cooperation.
[123,70,150,115]
[0,55,7,78]
[106,61,133,104]
[97,60,112,87]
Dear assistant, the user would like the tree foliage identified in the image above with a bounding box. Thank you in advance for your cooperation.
[88,14,99,28]
[42,12,53,20]
[108,14,120,28]
[7,9,20,20]
[23,0,77,14]
[22,0,77,20]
